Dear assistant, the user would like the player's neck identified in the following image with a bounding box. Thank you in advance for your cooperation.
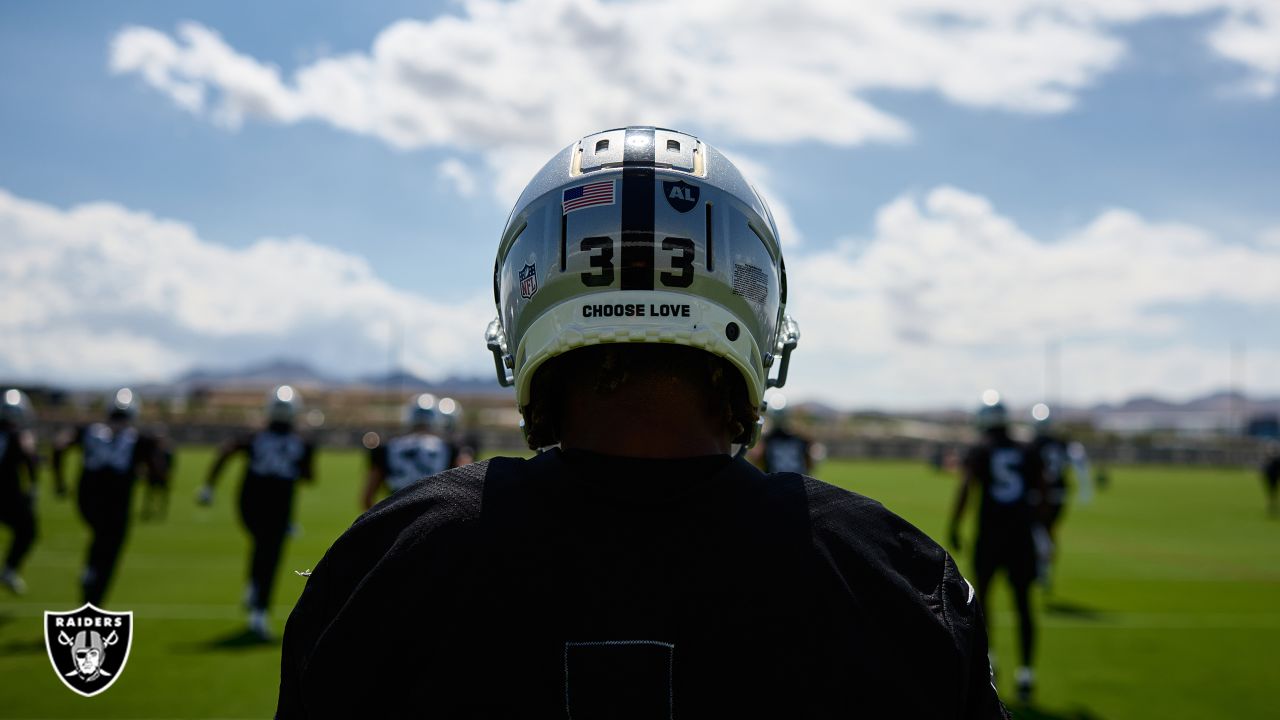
[559,382,731,458]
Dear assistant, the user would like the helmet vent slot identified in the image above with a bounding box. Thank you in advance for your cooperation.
[595,139,609,153]
[667,139,680,152]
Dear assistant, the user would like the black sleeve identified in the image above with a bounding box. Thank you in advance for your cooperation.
[276,461,490,718]
[803,477,1009,718]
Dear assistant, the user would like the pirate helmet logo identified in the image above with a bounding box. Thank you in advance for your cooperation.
[44,604,133,697]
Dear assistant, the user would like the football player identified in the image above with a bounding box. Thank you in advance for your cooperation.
[277,128,1007,718]
[0,389,40,595]
[438,397,479,467]
[360,394,451,510]
[199,385,315,639]
[757,393,813,474]
[1263,441,1280,518]
[53,388,166,606]
[948,395,1047,704]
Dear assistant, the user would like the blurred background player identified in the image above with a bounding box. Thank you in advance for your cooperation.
[140,432,175,522]
[1027,402,1094,590]
[437,397,478,467]
[755,392,813,474]
[199,385,314,639]
[1,389,40,595]
[1263,441,1280,518]
[361,393,451,510]
[948,393,1046,704]
[53,388,166,606]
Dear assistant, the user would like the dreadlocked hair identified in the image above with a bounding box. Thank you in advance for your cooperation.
[522,343,758,450]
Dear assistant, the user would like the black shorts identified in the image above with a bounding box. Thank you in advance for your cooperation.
[974,523,1036,588]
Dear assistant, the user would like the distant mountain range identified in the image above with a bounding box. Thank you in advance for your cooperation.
[171,358,512,396]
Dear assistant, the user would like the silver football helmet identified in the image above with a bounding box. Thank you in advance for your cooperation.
[107,387,140,421]
[266,385,301,425]
[487,127,799,442]
[403,393,438,430]
[1,388,33,427]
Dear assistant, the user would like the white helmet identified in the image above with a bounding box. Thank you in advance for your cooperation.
[1,388,33,427]
[107,387,140,421]
[403,393,438,430]
[266,385,301,425]
[487,127,799,442]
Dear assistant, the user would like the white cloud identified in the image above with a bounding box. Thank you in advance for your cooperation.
[438,158,478,198]
[0,189,493,385]
[782,185,1280,407]
[109,1,1280,207]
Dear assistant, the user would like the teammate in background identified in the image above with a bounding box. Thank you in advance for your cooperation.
[1263,442,1280,518]
[1,389,40,595]
[949,394,1046,704]
[438,397,478,467]
[53,388,166,606]
[140,433,174,522]
[199,385,314,639]
[361,394,451,510]
[757,393,813,475]
[1027,403,1066,589]
[279,128,1006,718]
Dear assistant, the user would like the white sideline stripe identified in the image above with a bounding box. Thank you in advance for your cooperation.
[4,603,1279,629]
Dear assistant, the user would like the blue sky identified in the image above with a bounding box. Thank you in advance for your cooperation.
[2,1,1278,409]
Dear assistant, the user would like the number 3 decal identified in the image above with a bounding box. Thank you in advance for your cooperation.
[578,236,695,288]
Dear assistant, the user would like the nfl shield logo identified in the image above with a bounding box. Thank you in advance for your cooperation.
[44,604,134,697]
[519,264,538,299]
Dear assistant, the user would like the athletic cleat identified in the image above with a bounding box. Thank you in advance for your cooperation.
[1015,666,1035,704]
[248,610,270,641]
[1,568,27,595]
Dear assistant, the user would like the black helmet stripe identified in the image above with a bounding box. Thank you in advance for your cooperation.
[620,126,656,290]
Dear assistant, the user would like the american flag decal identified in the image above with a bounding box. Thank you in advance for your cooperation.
[562,180,615,214]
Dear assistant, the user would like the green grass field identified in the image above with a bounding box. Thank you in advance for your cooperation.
[1,449,1277,718]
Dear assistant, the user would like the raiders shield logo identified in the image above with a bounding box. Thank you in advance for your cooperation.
[44,604,133,697]
[519,263,538,299]
[663,180,700,213]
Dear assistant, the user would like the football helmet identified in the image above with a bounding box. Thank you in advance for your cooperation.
[403,393,438,430]
[107,387,140,421]
[976,398,1008,430]
[487,127,799,440]
[1,388,33,427]
[437,397,461,432]
[266,385,301,425]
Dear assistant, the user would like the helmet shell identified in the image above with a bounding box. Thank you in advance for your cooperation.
[491,127,796,414]
[1,388,33,427]
[266,385,301,425]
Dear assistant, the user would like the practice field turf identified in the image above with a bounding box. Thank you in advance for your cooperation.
[1,449,1277,719]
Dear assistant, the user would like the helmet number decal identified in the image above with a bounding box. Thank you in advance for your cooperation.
[660,237,694,288]
[580,236,614,287]
[579,236,695,289]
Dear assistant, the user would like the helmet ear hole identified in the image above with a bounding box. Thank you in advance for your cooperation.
[725,322,740,341]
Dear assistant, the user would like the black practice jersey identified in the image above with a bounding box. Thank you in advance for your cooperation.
[762,427,812,474]
[239,429,313,483]
[279,450,1007,718]
[1029,434,1068,506]
[369,432,450,493]
[0,429,37,495]
[964,434,1042,532]
[78,423,158,484]
[1265,456,1280,486]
